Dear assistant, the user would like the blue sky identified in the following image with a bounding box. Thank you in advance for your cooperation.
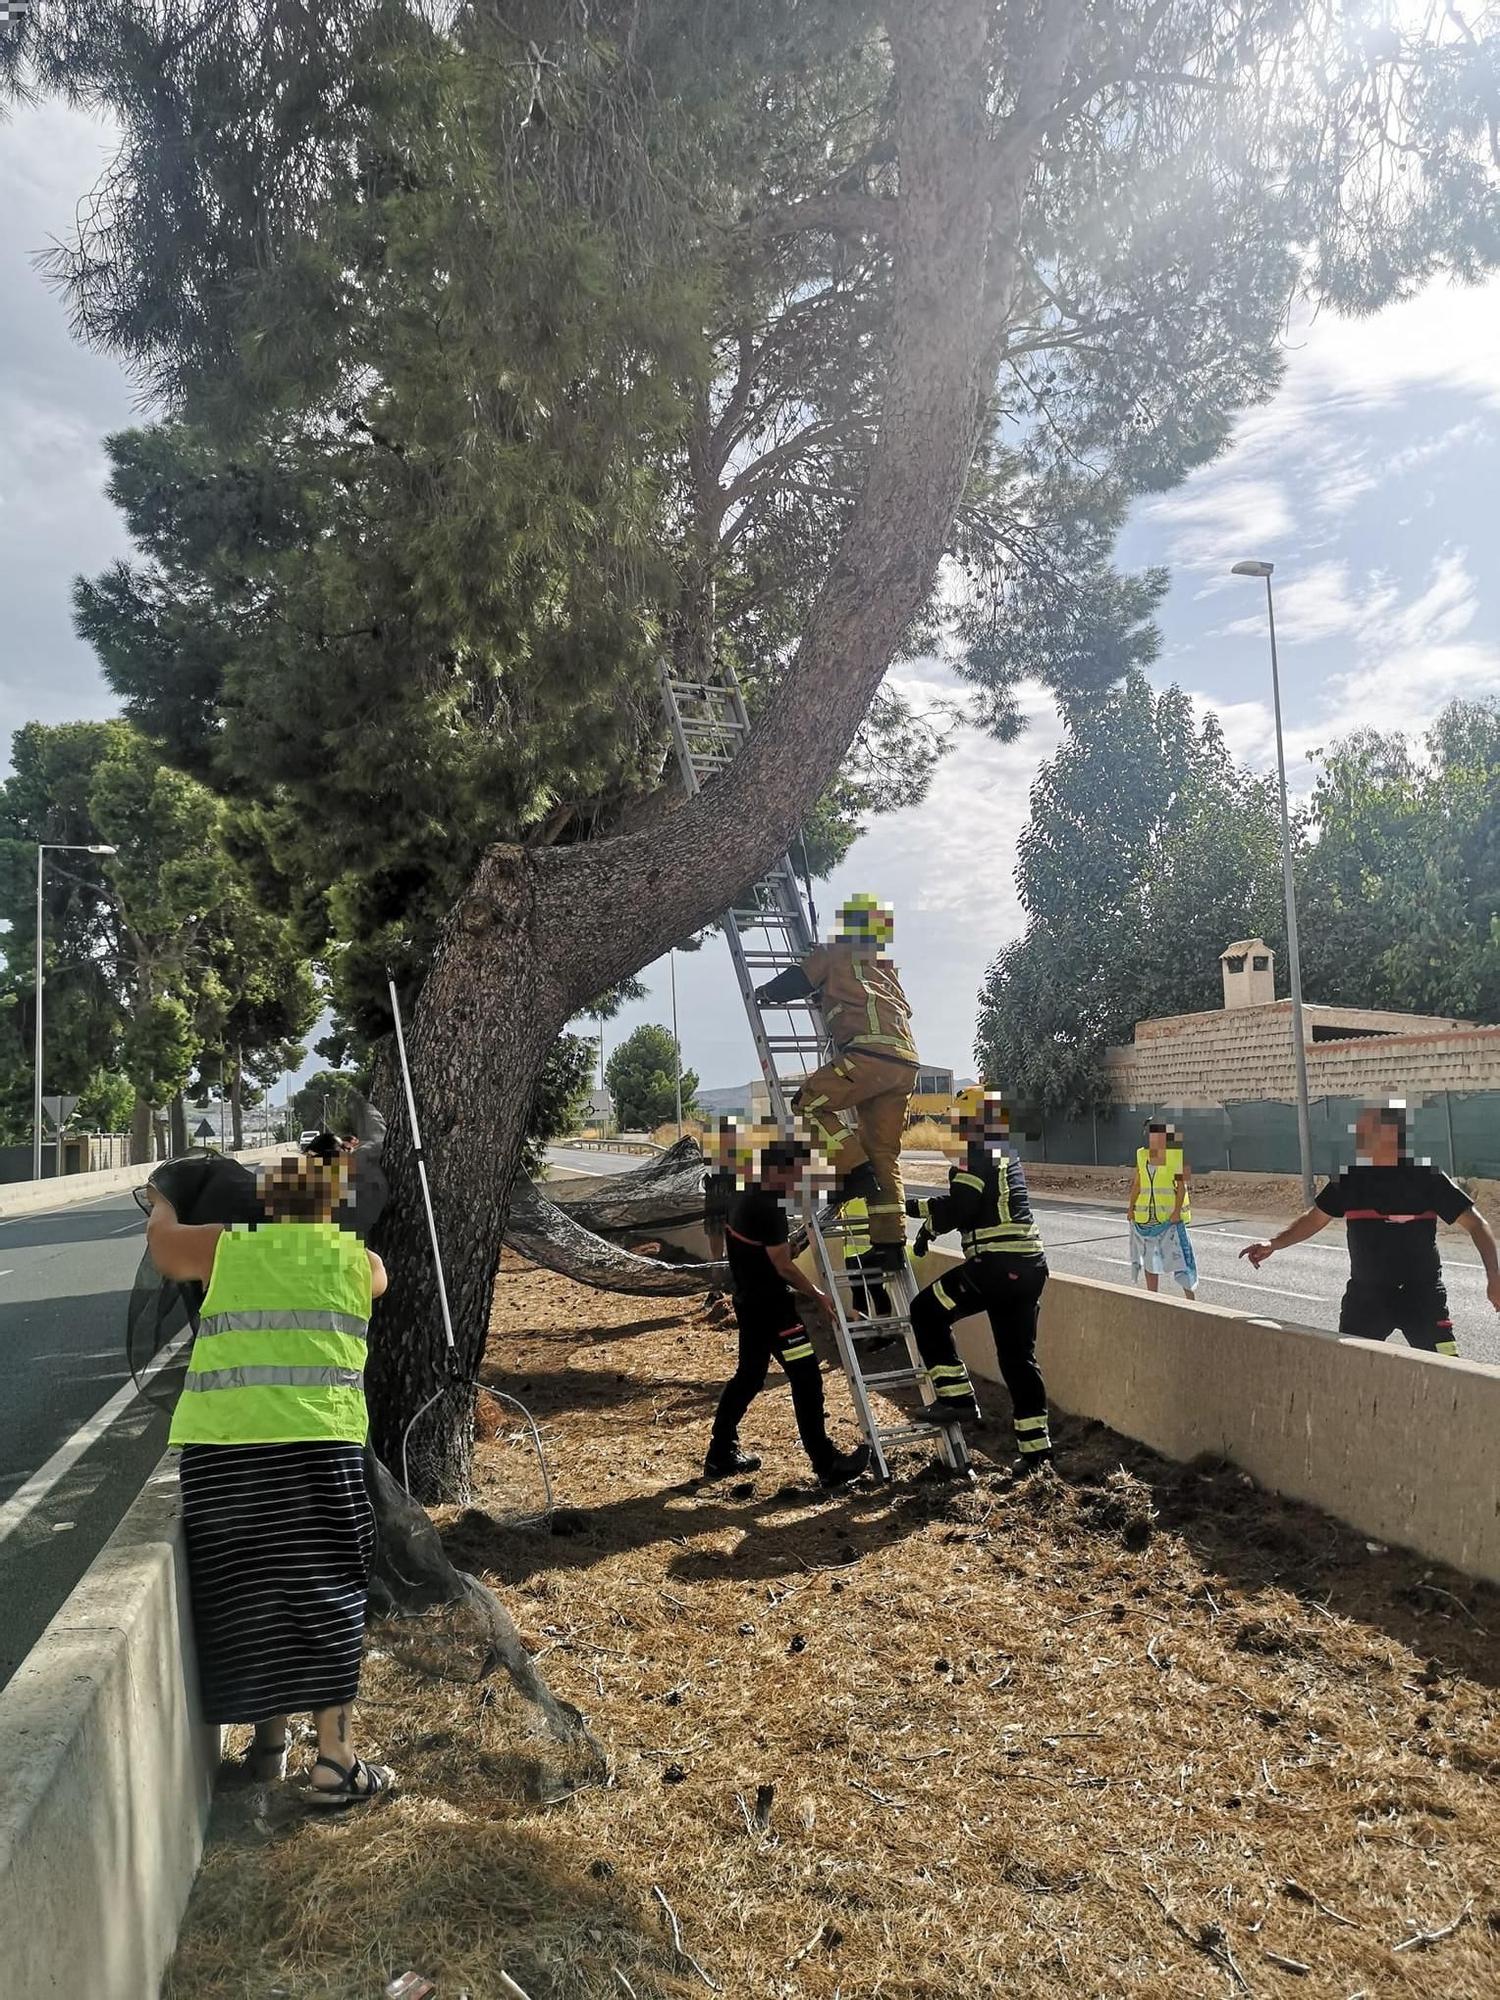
[4,99,1498,1096]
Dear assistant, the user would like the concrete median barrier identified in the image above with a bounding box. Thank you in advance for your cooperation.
[914,1248,1500,1586]
[0,1148,285,1221]
[0,1460,217,2000]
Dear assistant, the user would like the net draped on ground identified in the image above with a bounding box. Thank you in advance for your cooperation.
[506,1136,729,1296]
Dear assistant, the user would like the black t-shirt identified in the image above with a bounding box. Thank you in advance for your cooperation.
[1315,1162,1473,1287]
[726,1187,794,1311]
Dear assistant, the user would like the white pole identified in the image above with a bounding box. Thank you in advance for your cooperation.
[33,847,44,1180]
[1264,573,1315,1207]
[387,972,455,1353]
[670,951,683,1139]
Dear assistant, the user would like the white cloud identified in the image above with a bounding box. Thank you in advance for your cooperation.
[1143,476,1292,572]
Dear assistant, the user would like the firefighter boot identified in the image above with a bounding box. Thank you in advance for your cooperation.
[703,1440,763,1479]
[817,1443,872,1490]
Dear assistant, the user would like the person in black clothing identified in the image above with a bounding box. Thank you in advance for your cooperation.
[1240,1104,1500,1350]
[904,1087,1053,1467]
[704,1136,870,1489]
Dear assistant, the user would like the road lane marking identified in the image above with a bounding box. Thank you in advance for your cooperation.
[0,1330,191,1547]
[1092,1256,1323,1303]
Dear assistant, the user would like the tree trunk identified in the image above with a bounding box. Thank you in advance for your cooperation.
[368,0,1075,1499]
[130,1095,155,1167]
[169,1092,188,1156]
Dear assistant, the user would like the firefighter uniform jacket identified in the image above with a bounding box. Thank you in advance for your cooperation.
[908,1141,1045,1265]
[755,941,918,1064]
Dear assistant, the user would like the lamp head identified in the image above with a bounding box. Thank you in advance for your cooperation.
[87,845,118,856]
[1230,560,1274,579]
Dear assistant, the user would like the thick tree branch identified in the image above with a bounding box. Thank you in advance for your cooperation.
[748,191,899,245]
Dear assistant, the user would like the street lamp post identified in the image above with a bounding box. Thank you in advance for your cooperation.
[1231,560,1315,1205]
[33,842,117,1180]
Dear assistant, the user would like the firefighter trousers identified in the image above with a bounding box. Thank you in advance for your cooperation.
[792,1050,917,1248]
[910,1257,1052,1457]
[712,1299,840,1474]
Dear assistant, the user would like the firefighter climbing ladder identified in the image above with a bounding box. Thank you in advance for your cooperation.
[658,659,970,1482]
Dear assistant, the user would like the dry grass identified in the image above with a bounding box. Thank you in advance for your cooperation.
[900,1119,958,1153]
[168,1254,1500,1999]
[652,1120,710,1147]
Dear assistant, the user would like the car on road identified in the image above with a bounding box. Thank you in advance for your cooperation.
[297,1128,322,1149]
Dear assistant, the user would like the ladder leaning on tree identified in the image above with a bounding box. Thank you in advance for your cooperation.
[657,659,970,1483]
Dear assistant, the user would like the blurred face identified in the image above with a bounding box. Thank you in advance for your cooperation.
[1147,1125,1167,1159]
[1355,1110,1401,1165]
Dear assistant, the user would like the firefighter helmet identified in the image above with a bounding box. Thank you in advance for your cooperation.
[952,1085,1008,1133]
[834,892,894,948]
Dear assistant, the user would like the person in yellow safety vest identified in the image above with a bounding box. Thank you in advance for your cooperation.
[1127,1118,1197,1300]
[904,1087,1054,1468]
[146,1148,397,1807]
[752,892,919,1270]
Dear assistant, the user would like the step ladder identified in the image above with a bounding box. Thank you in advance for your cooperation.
[658,660,970,1482]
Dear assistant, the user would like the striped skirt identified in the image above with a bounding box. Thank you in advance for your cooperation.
[178,1440,375,1724]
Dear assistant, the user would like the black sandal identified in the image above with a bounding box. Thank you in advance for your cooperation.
[223,1731,289,1785]
[305,1754,398,1809]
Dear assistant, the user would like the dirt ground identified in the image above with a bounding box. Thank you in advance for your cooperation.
[168,1254,1500,2000]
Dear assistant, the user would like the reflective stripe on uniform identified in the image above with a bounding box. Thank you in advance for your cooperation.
[932,1280,954,1310]
[780,1342,816,1364]
[953,1171,985,1192]
[182,1365,365,1394]
[928,1362,973,1398]
[1014,1415,1049,1435]
[1436,1341,1458,1356]
[196,1309,368,1341]
[1017,1431,1052,1453]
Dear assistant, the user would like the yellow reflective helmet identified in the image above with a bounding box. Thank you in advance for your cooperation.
[952,1085,1008,1134]
[835,892,894,948]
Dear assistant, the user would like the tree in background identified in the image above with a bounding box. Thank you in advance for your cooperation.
[605,1024,700,1134]
[976,674,1285,1112]
[978,693,1500,1116]
[1298,700,1500,1023]
[0,721,317,1160]
[14,0,1497,1487]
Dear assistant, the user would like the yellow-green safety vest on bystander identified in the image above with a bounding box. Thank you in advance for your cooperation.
[1133,1148,1191,1227]
[168,1221,372,1448]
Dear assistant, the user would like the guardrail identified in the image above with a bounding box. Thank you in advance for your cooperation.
[565,1137,664,1155]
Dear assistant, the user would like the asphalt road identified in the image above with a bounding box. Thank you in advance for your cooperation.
[541,1146,1500,1367]
[1030,1196,1500,1369]
[0,1190,181,1691]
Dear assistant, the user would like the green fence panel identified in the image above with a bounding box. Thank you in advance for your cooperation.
[1449,1093,1500,1179]
[1225,1100,1299,1175]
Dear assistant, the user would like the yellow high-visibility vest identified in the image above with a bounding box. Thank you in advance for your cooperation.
[1133,1148,1190,1226]
[168,1221,372,1447]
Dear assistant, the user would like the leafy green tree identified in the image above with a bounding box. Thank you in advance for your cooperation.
[605,1024,700,1133]
[0,721,317,1161]
[1297,701,1500,1022]
[15,0,1497,1488]
[976,674,1285,1111]
[74,1067,135,1133]
[291,1070,366,1137]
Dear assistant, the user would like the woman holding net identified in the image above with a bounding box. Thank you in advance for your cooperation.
[145,1144,395,1806]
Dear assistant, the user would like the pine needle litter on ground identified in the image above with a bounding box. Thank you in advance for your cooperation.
[167,1251,1500,1999]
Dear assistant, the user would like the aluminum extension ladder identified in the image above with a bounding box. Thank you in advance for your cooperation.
[658,659,970,1481]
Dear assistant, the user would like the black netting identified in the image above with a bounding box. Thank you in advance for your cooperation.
[504,1137,729,1296]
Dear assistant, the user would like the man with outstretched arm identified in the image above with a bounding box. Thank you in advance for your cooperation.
[1239,1103,1500,1354]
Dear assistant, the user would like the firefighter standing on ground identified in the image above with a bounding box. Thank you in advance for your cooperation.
[903,1088,1054,1467]
[752,893,918,1268]
[1240,1103,1500,1350]
[703,1135,870,1489]
[1127,1118,1198,1300]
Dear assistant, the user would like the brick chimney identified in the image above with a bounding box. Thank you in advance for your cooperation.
[1221,938,1274,1009]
